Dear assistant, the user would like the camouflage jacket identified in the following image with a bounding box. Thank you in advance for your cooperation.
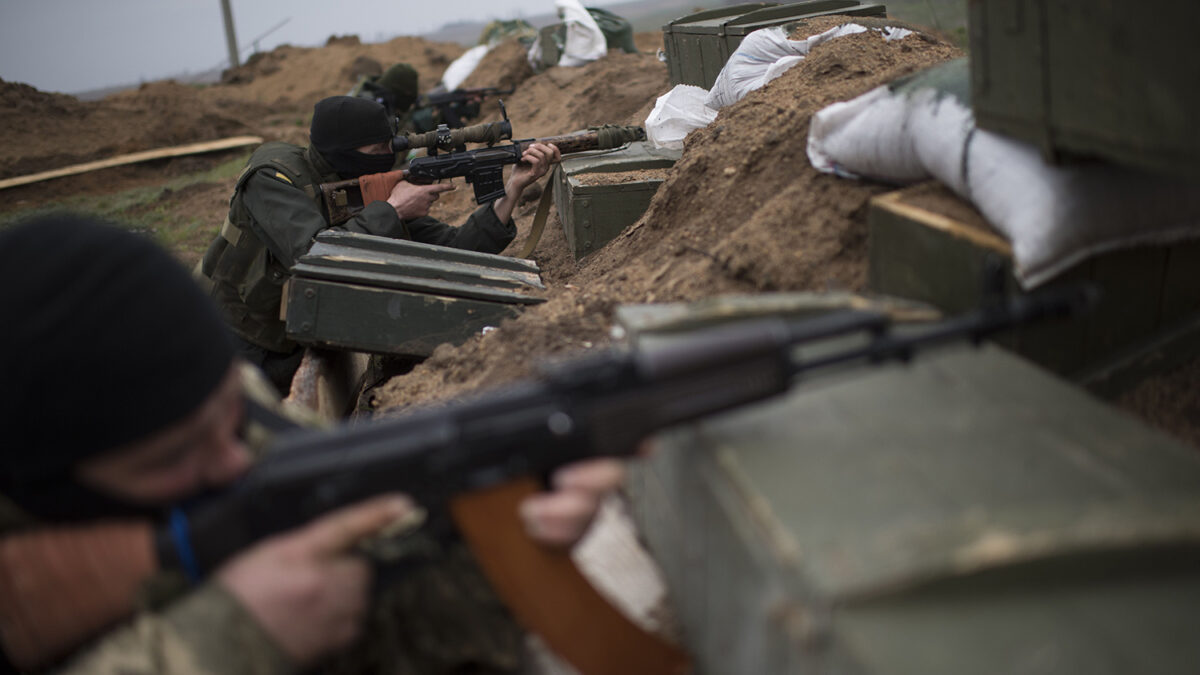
[1,365,523,674]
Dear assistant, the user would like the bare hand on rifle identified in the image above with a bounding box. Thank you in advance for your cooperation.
[492,142,561,224]
[215,455,622,665]
[387,182,456,220]
[520,458,625,547]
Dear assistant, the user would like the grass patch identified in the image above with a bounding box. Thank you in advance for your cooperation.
[0,152,248,253]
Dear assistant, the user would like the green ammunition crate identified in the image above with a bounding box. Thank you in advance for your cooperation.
[663,0,888,89]
[283,230,545,357]
[554,141,681,260]
[867,183,1200,395]
[969,0,1200,179]
[619,294,1200,675]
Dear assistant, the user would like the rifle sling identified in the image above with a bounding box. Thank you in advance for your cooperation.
[449,478,691,675]
[517,175,556,259]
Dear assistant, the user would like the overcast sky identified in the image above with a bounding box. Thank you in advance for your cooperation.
[0,0,629,94]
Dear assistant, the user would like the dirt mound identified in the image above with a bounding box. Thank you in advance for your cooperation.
[0,34,469,205]
[0,79,262,180]
[372,24,963,410]
[462,39,536,93]
[211,36,465,107]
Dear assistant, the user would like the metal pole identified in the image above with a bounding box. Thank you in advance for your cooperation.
[220,0,240,68]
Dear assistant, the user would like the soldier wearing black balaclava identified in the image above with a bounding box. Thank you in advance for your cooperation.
[0,214,607,675]
[199,96,520,393]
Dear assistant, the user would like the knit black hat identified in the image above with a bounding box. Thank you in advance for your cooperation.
[310,95,394,152]
[0,214,236,490]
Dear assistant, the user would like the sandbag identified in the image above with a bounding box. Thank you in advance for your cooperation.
[706,24,913,110]
[441,45,490,91]
[645,85,718,150]
[807,58,1200,288]
[555,0,607,67]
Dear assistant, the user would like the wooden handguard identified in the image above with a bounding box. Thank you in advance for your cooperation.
[0,523,156,670]
[451,479,691,675]
[357,169,408,206]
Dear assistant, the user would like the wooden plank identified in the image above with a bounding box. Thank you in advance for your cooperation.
[871,191,1012,256]
[0,136,263,191]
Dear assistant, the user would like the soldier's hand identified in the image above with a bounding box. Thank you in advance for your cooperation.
[507,142,560,194]
[518,458,625,547]
[387,181,455,221]
[216,494,414,666]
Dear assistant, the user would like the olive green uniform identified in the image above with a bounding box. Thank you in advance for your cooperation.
[200,141,515,387]
[0,366,523,674]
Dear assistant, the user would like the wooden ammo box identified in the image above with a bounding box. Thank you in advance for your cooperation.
[619,294,1200,674]
[283,230,545,357]
[554,141,681,260]
[868,183,1200,396]
[663,0,888,89]
[968,0,1200,180]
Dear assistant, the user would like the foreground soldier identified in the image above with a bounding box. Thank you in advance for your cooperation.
[200,95,559,392]
[0,215,619,673]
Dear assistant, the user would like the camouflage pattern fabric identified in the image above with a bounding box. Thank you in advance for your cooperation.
[55,585,292,675]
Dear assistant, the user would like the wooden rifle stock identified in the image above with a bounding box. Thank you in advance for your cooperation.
[451,479,690,675]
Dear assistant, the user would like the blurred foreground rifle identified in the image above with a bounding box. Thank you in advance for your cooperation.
[416,86,515,128]
[320,120,646,226]
[0,284,1095,674]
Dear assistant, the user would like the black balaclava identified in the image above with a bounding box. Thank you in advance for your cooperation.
[309,95,397,178]
[0,214,236,522]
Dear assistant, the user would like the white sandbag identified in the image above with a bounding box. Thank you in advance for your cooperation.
[441,44,490,91]
[555,0,607,67]
[645,84,718,150]
[706,24,912,110]
[807,59,1200,288]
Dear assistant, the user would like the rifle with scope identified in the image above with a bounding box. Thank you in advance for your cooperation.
[320,115,645,226]
[414,86,516,128]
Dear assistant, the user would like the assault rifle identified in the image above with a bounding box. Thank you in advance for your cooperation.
[416,86,515,128]
[0,285,1094,673]
[154,283,1093,674]
[319,121,646,226]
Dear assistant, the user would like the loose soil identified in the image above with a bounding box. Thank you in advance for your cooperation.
[3,20,1195,451]
[575,168,673,186]
[373,26,965,409]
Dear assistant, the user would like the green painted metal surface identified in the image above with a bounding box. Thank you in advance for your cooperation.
[284,230,544,356]
[867,187,1200,390]
[663,1,888,89]
[620,295,1200,674]
[554,141,681,259]
[969,0,1200,179]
